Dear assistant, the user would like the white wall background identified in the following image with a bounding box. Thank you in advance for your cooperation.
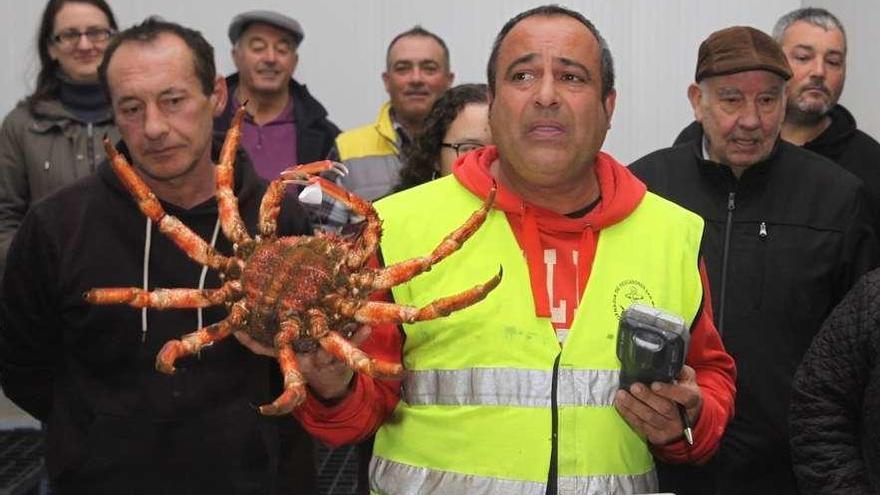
[0,0,877,424]
[0,0,877,164]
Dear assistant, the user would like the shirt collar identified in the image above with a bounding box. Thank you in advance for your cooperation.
[389,109,413,148]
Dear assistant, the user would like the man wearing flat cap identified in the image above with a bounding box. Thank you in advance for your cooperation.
[215,10,340,182]
[678,10,880,227]
[630,25,878,495]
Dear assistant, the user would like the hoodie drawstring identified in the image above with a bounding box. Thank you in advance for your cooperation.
[577,228,596,300]
[141,215,222,343]
[197,218,223,330]
[521,205,551,317]
[141,218,153,342]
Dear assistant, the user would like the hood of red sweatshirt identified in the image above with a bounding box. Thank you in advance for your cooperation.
[452,146,647,318]
[453,145,646,231]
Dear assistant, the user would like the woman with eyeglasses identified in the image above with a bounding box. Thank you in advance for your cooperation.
[0,0,118,279]
[395,83,491,192]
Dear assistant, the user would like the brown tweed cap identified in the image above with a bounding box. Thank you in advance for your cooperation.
[695,26,792,82]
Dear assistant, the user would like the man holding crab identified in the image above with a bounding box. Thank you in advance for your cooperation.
[0,18,313,495]
[295,5,737,495]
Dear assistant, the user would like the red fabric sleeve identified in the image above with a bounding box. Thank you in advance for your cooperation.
[651,259,737,464]
[294,256,404,447]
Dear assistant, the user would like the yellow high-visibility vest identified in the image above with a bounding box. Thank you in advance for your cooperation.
[371,175,704,495]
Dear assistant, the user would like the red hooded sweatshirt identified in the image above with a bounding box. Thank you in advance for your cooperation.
[296,147,736,464]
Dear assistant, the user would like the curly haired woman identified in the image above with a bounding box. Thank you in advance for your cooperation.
[396,83,490,192]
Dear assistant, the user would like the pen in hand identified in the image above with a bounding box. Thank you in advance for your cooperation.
[678,403,694,445]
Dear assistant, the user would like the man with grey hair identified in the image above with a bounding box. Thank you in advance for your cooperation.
[214,10,339,182]
[774,7,880,220]
[631,25,878,495]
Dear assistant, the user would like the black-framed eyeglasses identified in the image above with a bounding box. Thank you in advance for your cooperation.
[51,28,115,47]
[440,142,486,157]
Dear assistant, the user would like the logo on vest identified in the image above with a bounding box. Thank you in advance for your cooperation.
[612,279,655,318]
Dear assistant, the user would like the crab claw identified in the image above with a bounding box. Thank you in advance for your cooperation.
[279,160,348,182]
[258,379,307,416]
[156,340,185,374]
[327,161,349,177]
[155,332,212,374]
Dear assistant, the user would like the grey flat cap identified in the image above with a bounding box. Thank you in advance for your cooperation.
[228,10,304,46]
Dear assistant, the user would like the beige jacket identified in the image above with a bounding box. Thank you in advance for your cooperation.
[0,99,118,279]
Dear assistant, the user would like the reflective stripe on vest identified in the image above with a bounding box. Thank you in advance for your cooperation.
[370,457,657,495]
[403,368,619,407]
[373,176,704,494]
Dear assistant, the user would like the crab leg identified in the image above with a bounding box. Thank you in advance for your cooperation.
[279,168,380,269]
[309,309,403,380]
[426,185,495,266]
[259,320,308,415]
[156,300,248,374]
[336,268,502,324]
[84,281,242,309]
[103,138,240,276]
[351,186,497,291]
[215,104,254,248]
[260,161,347,238]
[257,180,286,239]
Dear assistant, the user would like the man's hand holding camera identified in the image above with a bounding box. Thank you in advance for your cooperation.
[613,365,702,445]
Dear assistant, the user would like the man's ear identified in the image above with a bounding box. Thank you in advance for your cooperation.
[231,47,242,71]
[291,51,299,74]
[603,89,617,129]
[210,75,228,117]
[687,83,703,122]
[381,71,390,94]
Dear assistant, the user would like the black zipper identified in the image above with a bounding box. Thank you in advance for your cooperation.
[717,191,736,335]
[545,353,561,495]
[87,122,96,173]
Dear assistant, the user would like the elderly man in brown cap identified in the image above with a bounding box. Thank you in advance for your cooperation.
[630,25,878,495]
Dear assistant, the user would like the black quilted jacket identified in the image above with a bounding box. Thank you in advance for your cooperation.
[791,268,880,494]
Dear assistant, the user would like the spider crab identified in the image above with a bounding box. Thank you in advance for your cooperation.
[84,105,501,415]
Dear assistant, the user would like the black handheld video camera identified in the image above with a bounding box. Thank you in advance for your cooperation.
[616,303,690,388]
